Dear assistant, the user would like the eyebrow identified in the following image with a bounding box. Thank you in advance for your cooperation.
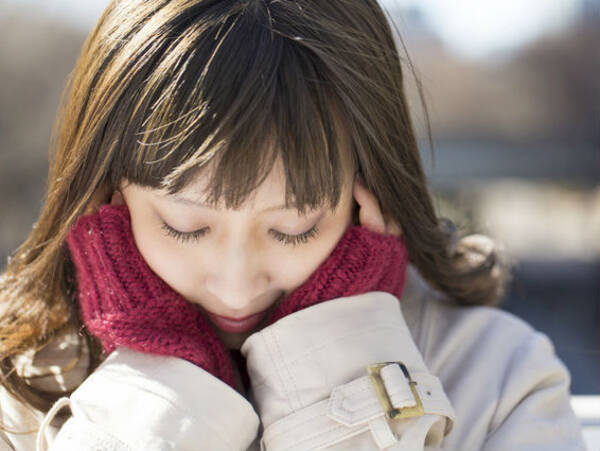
[169,195,295,213]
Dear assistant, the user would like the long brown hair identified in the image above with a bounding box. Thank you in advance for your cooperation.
[0,0,510,417]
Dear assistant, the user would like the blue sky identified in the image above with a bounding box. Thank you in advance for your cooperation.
[3,0,581,60]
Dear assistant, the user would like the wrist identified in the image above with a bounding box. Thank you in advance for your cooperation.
[241,292,455,450]
[242,292,421,426]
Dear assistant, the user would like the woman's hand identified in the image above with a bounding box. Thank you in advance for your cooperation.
[353,173,402,237]
[82,184,125,216]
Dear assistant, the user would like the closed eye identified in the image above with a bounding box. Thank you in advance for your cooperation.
[160,222,320,246]
[269,225,320,247]
[160,222,209,243]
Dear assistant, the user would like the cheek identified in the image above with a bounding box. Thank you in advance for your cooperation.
[277,218,351,291]
[273,254,316,288]
[129,215,195,297]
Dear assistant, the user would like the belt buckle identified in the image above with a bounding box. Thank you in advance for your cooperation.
[367,361,425,420]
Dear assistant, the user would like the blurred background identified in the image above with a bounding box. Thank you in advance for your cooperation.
[0,0,598,445]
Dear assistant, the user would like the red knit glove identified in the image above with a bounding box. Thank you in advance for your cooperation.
[267,225,410,324]
[65,204,235,389]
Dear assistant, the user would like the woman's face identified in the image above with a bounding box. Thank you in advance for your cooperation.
[118,156,356,349]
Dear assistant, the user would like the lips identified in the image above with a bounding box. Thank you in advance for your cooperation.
[206,309,268,333]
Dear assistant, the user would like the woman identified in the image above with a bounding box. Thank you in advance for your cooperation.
[0,0,585,449]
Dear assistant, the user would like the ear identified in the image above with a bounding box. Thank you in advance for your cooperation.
[352,174,386,234]
[352,174,403,237]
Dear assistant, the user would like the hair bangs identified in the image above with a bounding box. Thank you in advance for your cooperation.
[109,1,355,215]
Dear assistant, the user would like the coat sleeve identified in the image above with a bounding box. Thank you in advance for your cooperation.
[0,434,15,451]
[37,348,260,451]
[481,331,586,450]
[241,292,457,450]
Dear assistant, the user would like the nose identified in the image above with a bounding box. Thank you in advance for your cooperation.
[204,237,269,312]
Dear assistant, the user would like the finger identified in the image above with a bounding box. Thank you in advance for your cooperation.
[384,215,403,237]
[352,175,386,234]
[110,191,125,205]
[84,184,112,215]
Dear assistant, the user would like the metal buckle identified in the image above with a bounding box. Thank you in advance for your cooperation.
[367,361,425,420]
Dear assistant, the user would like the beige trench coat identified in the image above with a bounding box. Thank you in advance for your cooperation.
[0,264,586,450]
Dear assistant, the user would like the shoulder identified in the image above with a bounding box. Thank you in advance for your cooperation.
[399,266,582,448]
[399,264,571,416]
[400,264,554,373]
[10,323,91,393]
[0,324,91,449]
[424,296,544,366]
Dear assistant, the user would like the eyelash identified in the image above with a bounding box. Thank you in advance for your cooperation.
[160,222,320,247]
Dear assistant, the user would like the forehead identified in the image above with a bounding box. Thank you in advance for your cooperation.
[169,154,290,210]
[160,150,355,214]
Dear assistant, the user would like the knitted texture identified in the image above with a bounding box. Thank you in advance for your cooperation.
[65,204,235,389]
[267,225,410,324]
